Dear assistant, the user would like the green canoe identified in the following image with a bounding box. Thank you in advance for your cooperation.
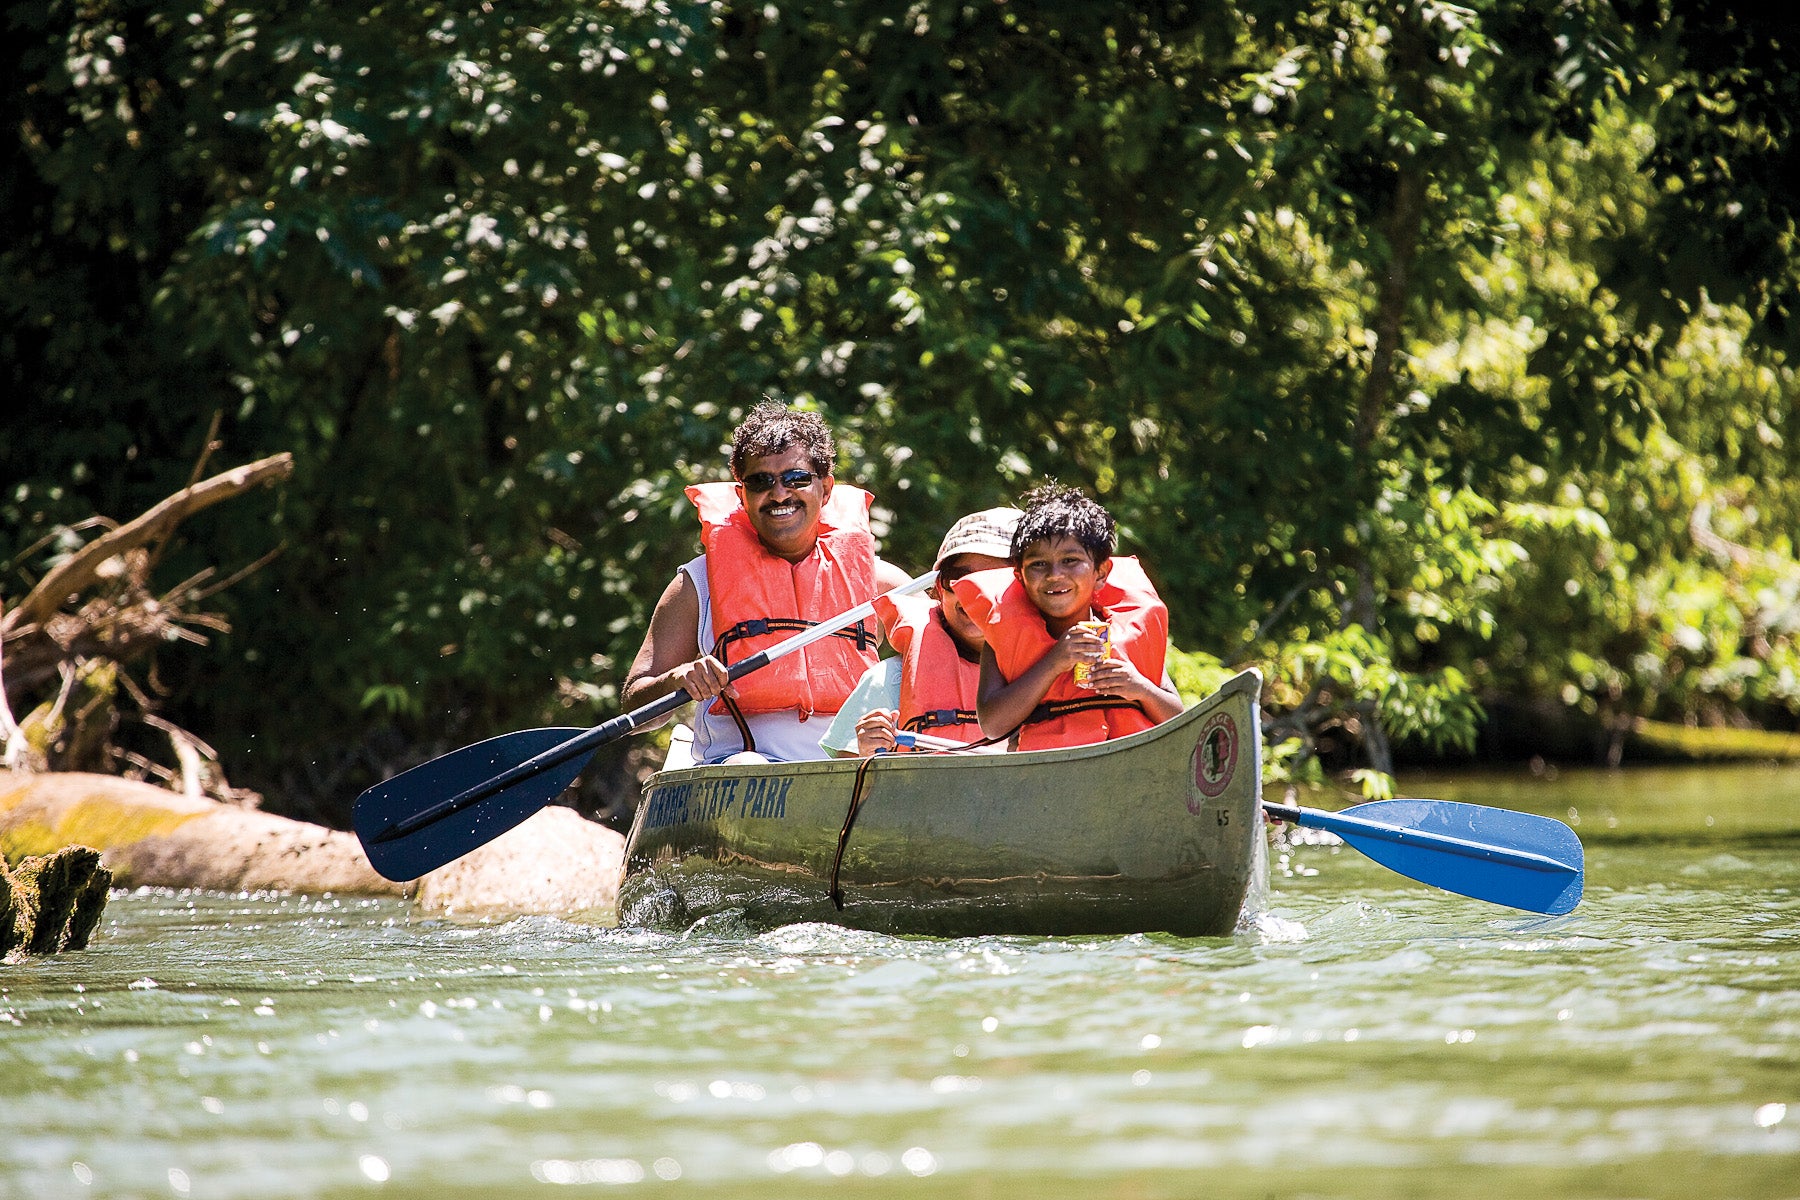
[617,669,1264,937]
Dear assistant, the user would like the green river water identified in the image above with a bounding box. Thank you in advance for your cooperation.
[3,763,1797,1199]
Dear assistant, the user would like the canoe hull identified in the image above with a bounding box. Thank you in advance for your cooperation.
[618,670,1264,937]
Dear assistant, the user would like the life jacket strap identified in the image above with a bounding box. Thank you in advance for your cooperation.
[902,708,980,734]
[715,617,878,656]
[1025,694,1141,725]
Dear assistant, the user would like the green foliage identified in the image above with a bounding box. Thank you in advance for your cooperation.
[1166,646,1236,710]
[1263,734,1330,793]
[5,0,1800,821]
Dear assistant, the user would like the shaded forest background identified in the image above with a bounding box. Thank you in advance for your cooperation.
[5,0,1799,829]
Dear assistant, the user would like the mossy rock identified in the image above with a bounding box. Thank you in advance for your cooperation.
[1,845,112,958]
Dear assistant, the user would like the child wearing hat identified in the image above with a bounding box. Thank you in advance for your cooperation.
[818,507,1023,756]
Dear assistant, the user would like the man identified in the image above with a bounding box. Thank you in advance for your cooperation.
[622,401,913,764]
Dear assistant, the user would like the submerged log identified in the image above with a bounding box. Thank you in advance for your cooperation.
[0,769,399,896]
[2,443,626,934]
[1,846,112,956]
[1630,717,1800,762]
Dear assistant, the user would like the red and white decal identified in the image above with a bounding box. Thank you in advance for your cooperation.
[1189,712,1239,809]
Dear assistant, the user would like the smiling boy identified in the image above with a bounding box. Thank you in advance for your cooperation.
[952,483,1182,751]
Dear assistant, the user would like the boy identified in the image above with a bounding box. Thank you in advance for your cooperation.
[819,507,1022,756]
[953,483,1182,751]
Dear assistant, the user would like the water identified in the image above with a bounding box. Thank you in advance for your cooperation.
[3,765,1798,1199]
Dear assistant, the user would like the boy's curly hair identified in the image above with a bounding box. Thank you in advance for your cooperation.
[1010,482,1116,564]
[729,400,836,479]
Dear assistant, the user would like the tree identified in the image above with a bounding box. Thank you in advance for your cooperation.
[7,0,1800,824]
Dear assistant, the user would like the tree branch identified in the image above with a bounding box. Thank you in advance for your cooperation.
[1,453,293,637]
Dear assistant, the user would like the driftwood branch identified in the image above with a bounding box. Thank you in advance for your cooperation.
[0,452,292,801]
[2,452,293,638]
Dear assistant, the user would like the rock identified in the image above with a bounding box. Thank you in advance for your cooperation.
[0,771,626,928]
[414,806,624,920]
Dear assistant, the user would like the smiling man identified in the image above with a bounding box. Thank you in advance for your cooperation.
[622,402,913,764]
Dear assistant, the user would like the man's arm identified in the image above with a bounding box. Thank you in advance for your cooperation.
[621,571,733,727]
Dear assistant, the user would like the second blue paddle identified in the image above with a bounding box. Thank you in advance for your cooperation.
[1262,796,1584,915]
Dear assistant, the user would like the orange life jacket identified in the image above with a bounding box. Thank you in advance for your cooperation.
[953,556,1170,751]
[688,481,879,719]
[873,592,985,743]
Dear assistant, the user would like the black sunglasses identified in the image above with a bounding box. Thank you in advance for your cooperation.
[741,468,819,494]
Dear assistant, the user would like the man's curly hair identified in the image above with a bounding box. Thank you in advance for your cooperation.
[729,400,837,479]
[1009,482,1116,564]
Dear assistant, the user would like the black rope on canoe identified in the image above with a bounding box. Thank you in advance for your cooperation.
[828,754,883,910]
[708,632,759,756]
[827,725,1020,910]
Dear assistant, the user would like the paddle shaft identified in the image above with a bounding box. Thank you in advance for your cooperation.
[369,572,934,846]
[893,730,963,752]
[1262,800,1577,875]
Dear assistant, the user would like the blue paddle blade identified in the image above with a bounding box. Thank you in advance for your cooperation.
[353,728,590,882]
[1275,797,1584,915]
[1337,798,1583,915]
